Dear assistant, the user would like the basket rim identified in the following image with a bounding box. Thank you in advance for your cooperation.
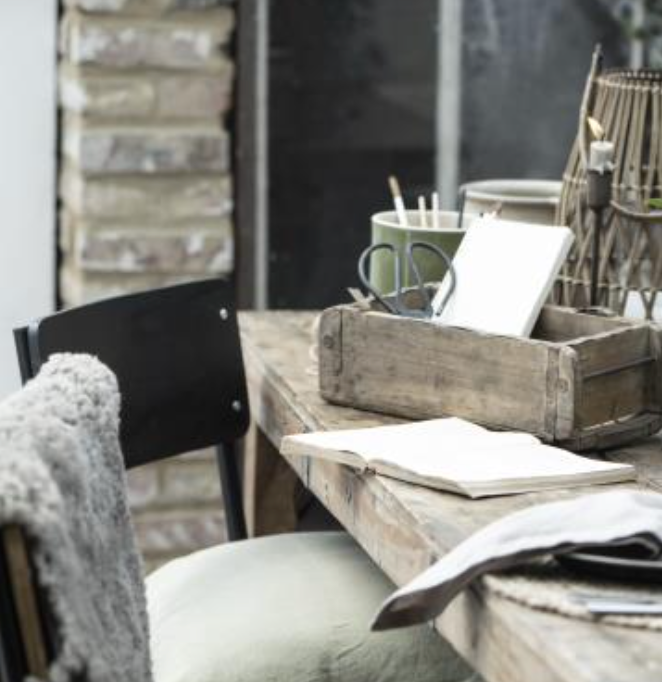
[599,68,662,83]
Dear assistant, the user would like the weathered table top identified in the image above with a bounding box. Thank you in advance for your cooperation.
[239,311,662,682]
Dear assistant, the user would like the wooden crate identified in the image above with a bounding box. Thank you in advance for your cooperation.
[318,301,662,451]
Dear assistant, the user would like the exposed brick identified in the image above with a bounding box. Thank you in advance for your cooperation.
[60,168,233,220]
[59,209,76,255]
[133,508,225,557]
[64,122,230,174]
[73,222,234,274]
[66,0,129,10]
[65,0,231,13]
[161,461,221,506]
[154,71,233,118]
[65,12,234,70]
[175,447,217,463]
[60,65,233,119]
[59,265,215,306]
[168,0,232,9]
[59,1,236,562]
[126,463,161,510]
[60,67,154,117]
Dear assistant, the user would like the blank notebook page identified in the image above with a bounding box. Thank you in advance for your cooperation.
[281,418,635,495]
[431,218,574,337]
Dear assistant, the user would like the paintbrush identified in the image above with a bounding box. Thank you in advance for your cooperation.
[388,175,409,227]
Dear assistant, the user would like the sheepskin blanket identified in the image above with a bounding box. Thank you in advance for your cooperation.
[0,354,151,682]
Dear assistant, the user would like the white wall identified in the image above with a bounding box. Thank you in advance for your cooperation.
[0,2,57,396]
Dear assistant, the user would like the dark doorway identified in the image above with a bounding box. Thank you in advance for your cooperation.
[268,0,438,309]
[240,0,627,310]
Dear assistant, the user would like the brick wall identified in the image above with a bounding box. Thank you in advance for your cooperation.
[127,450,226,574]
[59,0,235,570]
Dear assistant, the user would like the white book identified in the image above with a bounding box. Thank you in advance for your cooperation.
[280,418,635,498]
[431,218,574,337]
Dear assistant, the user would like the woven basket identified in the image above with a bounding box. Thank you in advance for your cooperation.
[556,65,662,318]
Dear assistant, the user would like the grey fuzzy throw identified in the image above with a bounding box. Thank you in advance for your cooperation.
[0,354,152,682]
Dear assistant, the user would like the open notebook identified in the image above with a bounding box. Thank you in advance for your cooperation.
[431,218,574,337]
[280,418,635,498]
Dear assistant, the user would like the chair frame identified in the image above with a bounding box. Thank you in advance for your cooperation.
[13,279,249,541]
[0,527,50,682]
[3,280,253,679]
[14,325,248,541]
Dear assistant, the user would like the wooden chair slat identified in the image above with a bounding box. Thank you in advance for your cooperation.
[2,526,48,679]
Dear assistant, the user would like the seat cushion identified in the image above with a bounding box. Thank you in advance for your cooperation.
[146,531,473,682]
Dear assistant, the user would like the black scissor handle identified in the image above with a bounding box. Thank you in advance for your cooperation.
[357,243,401,315]
[403,241,457,317]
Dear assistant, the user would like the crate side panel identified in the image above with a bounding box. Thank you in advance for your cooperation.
[553,346,577,440]
[648,326,662,412]
[580,367,651,428]
[337,312,551,433]
[318,307,344,399]
[569,326,651,376]
[533,306,631,342]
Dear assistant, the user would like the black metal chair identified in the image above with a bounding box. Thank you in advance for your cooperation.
[0,278,463,682]
[1,278,248,682]
[13,278,250,541]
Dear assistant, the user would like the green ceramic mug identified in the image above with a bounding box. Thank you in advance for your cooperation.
[369,210,473,294]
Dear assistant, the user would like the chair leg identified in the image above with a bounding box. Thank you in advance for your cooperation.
[215,441,248,542]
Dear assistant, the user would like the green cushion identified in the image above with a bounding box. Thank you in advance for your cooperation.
[146,531,473,682]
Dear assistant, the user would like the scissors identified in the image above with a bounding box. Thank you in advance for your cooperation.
[357,241,456,319]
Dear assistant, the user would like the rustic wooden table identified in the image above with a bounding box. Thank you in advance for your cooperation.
[239,311,662,682]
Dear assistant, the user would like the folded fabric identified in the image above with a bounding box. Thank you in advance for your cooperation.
[0,354,151,682]
[372,491,662,630]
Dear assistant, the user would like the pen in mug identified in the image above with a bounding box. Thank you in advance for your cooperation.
[431,191,440,229]
[388,176,409,227]
[418,196,428,228]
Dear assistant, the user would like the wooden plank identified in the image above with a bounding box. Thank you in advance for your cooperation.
[561,411,662,452]
[569,325,652,376]
[649,325,662,411]
[605,434,662,492]
[532,305,630,342]
[568,325,658,431]
[580,365,650,427]
[322,307,554,437]
[320,304,661,448]
[554,346,577,440]
[2,526,48,679]
[242,420,299,536]
[240,310,662,682]
[318,307,343,381]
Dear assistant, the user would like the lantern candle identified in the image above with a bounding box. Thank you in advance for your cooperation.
[589,140,615,174]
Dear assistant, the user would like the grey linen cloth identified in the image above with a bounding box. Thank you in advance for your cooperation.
[0,354,152,682]
[373,490,662,630]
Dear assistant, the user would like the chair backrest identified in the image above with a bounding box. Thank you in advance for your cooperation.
[13,278,250,469]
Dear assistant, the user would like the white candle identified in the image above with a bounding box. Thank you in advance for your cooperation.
[589,140,615,174]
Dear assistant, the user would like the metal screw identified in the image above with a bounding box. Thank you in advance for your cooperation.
[231,400,242,412]
[219,308,229,320]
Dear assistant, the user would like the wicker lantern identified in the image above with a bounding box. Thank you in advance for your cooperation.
[556,50,662,319]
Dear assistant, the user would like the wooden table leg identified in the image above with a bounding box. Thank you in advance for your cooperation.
[242,420,299,537]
